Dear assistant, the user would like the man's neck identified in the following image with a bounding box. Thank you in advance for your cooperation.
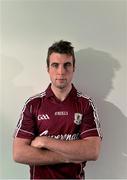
[51,84,72,101]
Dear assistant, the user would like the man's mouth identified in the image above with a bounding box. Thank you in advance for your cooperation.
[56,79,66,82]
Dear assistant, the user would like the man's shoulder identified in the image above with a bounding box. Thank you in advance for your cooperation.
[25,91,46,106]
[72,84,90,101]
[76,89,91,102]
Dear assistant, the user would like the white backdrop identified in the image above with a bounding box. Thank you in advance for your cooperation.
[1,0,127,179]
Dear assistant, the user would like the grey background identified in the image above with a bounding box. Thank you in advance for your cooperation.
[1,0,127,179]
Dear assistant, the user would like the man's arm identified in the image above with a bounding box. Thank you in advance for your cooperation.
[31,136,101,162]
[13,137,70,165]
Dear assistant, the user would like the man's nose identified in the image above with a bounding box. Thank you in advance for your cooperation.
[57,65,65,75]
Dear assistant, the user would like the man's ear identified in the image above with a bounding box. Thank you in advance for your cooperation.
[73,66,75,72]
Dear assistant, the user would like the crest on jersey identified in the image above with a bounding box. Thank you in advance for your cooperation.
[74,113,83,125]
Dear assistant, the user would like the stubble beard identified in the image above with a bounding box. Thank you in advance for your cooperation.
[55,79,68,90]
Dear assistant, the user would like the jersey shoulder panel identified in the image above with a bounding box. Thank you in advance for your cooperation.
[25,91,46,105]
[24,91,46,114]
[13,91,47,139]
[76,90,91,105]
[77,90,90,99]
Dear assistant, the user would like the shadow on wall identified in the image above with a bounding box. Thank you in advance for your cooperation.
[1,54,33,179]
[74,48,127,179]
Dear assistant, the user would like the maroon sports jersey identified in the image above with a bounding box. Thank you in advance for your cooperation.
[14,84,102,179]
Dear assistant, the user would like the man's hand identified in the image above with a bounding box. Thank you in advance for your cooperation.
[31,136,49,148]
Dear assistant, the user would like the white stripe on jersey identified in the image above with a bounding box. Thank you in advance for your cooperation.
[14,91,46,138]
[80,128,99,135]
[15,128,34,135]
[77,91,102,138]
[89,98,102,137]
[77,91,90,100]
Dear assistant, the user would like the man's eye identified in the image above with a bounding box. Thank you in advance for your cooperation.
[64,63,72,68]
[51,63,58,68]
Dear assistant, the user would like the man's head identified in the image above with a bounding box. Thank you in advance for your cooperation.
[46,40,75,68]
[46,40,75,90]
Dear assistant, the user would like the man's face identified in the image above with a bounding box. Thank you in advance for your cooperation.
[47,52,75,89]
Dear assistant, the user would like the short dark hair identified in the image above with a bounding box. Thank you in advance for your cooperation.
[46,40,75,68]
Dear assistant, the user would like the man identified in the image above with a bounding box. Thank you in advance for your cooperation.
[13,40,102,179]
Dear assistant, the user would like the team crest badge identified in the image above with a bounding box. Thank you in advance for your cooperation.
[74,113,83,125]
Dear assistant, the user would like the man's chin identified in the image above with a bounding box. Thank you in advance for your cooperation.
[56,84,67,89]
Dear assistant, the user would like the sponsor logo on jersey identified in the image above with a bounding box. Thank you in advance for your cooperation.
[39,130,49,136]
[55,111,68,116]
[39,130,79,140]
[74,113,83,125]
[37,114,50,120]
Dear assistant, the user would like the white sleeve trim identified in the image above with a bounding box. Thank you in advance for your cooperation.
[80,128,99,135]
[18,128,34,135]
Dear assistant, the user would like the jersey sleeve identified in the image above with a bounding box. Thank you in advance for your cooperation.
[80,98,102,139]
[13,99,36,140]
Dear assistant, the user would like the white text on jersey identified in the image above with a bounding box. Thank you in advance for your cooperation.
[37,114,50,120]
[55,111,68,116]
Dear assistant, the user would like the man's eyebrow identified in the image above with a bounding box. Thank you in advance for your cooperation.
[51,61,71,64]
[64,62,72,64]
[50,61,72,65]
[50,62,59,65]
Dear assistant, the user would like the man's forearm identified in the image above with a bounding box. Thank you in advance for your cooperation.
[45,138,100,161]
[13,139,69,165]
[31,136,101,162]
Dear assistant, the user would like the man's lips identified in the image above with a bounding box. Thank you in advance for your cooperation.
[56,79,66,81]
[56,78,66,80]
[57,79,65,80]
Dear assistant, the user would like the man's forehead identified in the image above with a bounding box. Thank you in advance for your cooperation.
[49,53,73,63]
